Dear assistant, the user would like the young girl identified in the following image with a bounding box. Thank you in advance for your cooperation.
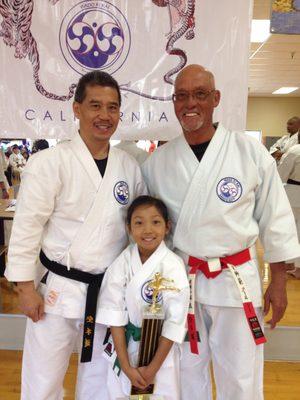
[98,195,189,400]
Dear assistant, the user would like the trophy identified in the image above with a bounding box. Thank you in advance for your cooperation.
[129,272,180,400]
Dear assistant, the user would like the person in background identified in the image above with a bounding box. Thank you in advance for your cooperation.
[0,145,9,199]
[8,144,26,178]
[32,139,50,154]
[278,136,300,279]
[21,148,30,161]
[115,140,149,165]
[5,146,12,159]
[142,64,300,400]
[270,116,300,162]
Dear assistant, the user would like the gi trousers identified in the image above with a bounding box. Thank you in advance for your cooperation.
[180,303,264,400]
[21,313,109,400]
[107,342,181,400]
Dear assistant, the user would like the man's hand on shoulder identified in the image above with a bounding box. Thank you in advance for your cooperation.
[17,281,44,322]
[264,262,287,329]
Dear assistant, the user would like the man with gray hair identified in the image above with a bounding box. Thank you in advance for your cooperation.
[142,64,300,399]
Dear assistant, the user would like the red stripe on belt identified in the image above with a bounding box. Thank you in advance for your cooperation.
[187,247,266,354]
[188,248,251,278]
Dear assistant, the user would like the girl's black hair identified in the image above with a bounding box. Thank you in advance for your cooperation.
[126,195,169,224]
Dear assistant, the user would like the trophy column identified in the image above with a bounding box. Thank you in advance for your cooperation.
[129,272,180,400]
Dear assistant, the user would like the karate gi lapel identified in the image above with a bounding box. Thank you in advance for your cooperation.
[67,138,122,266]
[125,241,168,326]
[69,131,102,190]
[173,124,229,243]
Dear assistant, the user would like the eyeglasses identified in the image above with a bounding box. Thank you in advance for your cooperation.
[172,89,215,103]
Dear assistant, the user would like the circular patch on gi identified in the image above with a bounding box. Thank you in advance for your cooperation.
[113,181,129,204]
[216,177,242,203]
[141,280,163,304]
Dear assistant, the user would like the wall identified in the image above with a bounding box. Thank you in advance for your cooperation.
[246,97,300,138]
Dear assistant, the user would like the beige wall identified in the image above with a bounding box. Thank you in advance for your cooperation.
[246,97,300,138]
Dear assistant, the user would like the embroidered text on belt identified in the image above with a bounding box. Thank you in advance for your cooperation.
[187,248,266,354]
[39,250,104,363]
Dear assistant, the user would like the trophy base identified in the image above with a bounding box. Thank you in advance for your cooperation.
[130,395,151,400]
[116,396,164,400]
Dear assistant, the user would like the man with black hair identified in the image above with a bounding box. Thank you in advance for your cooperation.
[5,71,146,399]
[9,144,26,177]
[31,139,49,153]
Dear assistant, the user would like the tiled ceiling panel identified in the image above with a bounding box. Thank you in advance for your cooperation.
[250,0,300,96]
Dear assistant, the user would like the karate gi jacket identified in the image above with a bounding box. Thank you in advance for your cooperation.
[5,132,146,320]
[269,132,298,155]
[142,124,300,308]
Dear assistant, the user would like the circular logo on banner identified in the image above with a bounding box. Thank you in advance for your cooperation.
[141,280,163,304]
[216,177,243,203]
[59,1,131,75]
[114,181,129,204]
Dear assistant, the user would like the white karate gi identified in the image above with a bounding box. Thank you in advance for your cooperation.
[9,151,26,174]
[142,123,300,400]
[115,141,149,165]
[0,149,9,190]
[98,241,190,400]
[278,144,300,267]
[5,132,146,400]
[269,132,298,155]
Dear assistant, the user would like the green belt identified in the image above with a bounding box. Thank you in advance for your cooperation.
[113,321,141,375]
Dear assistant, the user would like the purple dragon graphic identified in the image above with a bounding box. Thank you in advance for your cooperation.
[0,0,195,102]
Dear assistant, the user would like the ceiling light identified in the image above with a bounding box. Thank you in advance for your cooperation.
[251,20,271,43]
[272,87,299,94]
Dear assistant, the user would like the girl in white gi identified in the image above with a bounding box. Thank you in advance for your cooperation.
[98,196,189,400]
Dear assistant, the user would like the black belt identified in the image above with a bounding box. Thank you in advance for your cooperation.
[39,250,104,363]
[287,179,300,186]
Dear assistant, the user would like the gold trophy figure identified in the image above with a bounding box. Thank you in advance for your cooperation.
[148,273,180,314]
[130,272,180,400]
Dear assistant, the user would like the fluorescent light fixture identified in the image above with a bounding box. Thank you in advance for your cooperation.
[251,20,271,43]
[272,87,299,94]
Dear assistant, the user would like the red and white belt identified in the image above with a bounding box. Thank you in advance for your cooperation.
[187,247,266,354]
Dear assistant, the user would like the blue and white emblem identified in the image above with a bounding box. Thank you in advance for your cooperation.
[216,177,242,203]
[59,1,131,76]
[114,181,129,205]
[141,280,163,304]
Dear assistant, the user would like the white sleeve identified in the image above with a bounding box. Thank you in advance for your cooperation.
[133,163,148,198]
[161,255,189,344]
[254,159,300,263]
[5,152,61,282]
[269,136,284,155]
[277,151,296,183]
[8,154,17,168]
[98,254,129,326]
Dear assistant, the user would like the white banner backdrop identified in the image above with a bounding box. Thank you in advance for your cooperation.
[0,0,253,140]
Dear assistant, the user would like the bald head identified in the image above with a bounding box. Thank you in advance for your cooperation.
[175,65,216,91]
[287,116,300,134]
[172,64,221,144]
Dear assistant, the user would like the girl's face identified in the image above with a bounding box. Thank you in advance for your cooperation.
[128,204,170,260]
